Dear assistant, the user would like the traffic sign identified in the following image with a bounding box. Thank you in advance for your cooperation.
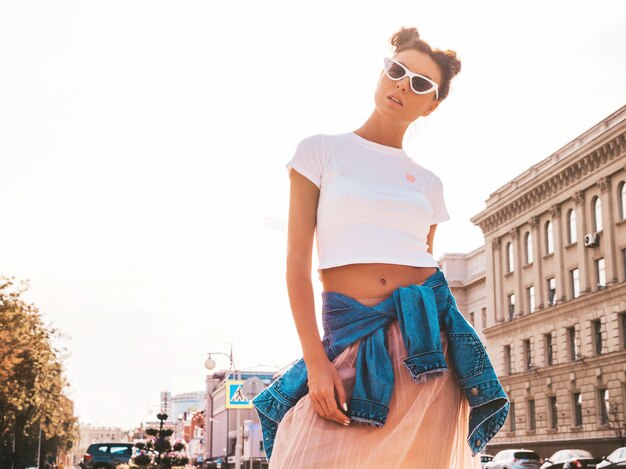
[225,380,253,409]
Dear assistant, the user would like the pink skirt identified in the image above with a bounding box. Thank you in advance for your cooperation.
[269,297,483,469]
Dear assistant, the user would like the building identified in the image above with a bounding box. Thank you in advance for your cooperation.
[169,391,205,422]
[204,369,276,466]
[439,247,487,343]
[77,424,130,460]
[467,105,626,457]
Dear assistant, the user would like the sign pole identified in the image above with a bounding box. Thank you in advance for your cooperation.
[235,368,242,469]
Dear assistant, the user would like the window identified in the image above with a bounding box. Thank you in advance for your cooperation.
[509,401,516,432]
[572,392,583,427]
[623,249,626,279]
[592,319,603,355]
[481,308,487,329]
[525,232,533,264]
[504,345,512,375]
[567,326,578,362]
[527,285,535,313]
[110,446,132,456]
[524,339,532,370]
[549,395,558,429]
[593,196,603,231]
[528,399,536,431]
[508,294,516,320]
[596,258,606,287]
[545,220,554,254]
[547,277,556,306]
[619,181,626,220]
[507,242,514,272]
[568,209,577,243]
[598,388,609,425]
[544,333,553,366]
[570,268,580,299]
[622,313,626,350]
[469,311,475,327]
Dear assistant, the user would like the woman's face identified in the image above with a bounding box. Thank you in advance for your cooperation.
[374,49,442,125]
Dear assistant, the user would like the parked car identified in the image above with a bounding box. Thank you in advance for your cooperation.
[481,454,494,467]
[541,449,601,469]
[485,449,542,469]
[597,447,626,468]
[80,443,134,469]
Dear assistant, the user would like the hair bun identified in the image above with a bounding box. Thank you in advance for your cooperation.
[391,27,420,49]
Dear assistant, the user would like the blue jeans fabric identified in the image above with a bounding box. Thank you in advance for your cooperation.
[252,268,509,461]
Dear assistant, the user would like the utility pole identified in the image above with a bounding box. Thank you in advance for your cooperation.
[37,421,42,469]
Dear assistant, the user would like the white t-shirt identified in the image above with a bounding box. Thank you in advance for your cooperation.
[286,131,450,272]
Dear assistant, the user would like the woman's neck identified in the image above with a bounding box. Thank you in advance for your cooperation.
[353,112,410,149]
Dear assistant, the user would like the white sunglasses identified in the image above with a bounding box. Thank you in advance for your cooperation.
[383,57,439,100]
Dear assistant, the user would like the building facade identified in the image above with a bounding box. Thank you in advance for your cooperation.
[469,105,626,457]
[77,424,130,460]
[439,247,487,344]
[204,369,276,466]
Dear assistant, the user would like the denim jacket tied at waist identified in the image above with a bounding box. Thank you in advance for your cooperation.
[252,268,509,461]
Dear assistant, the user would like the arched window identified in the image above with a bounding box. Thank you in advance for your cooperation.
[568,209,577,243]
[545,220,554,254]
[617,181,626,220]
[507,242,514,272]
[592,196,603,232]
[525,232,533,264]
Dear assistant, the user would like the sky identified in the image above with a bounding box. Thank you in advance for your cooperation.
[1,0,625,430]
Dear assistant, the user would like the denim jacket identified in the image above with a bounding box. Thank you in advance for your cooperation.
[252,268,509,461]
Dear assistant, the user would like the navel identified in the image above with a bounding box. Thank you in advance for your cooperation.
[379,276,387,285]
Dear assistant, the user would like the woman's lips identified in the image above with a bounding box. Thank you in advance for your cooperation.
[387,95,403,106]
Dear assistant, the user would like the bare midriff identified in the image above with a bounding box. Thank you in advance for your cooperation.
[320,263,438,301]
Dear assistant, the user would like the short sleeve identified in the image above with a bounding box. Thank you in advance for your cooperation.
[429,173,451,225]
[285,134,328,189]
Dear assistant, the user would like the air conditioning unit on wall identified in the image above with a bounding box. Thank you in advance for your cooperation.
[584,232,599,247]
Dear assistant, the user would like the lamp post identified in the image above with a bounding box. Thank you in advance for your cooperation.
[204,344,242,469]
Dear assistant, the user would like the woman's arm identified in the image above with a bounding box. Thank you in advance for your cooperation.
[286,169,326,363]
[286,169,350,425]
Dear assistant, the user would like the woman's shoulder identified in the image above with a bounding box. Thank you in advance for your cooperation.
[296,131,350,146]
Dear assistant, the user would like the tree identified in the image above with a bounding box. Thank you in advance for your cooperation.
[0,277,78,469]
[130,414,188,469]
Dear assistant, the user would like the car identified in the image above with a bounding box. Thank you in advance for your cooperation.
[597,447,626,468]
[540,449,601,469]
[485,449,542,469]
[80,443,134,469]
[481,454,494,468]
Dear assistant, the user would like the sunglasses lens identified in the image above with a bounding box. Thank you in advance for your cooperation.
[411,76,434,93]
[385,61,406,79]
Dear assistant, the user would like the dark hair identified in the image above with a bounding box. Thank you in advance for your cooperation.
[390,27,461,102]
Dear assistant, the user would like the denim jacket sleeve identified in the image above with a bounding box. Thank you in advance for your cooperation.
[251,357,308,460]
[441,293,510,454]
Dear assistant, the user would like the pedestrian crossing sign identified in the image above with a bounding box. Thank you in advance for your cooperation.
[225,380,252,409]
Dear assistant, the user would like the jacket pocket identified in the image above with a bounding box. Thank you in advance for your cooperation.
[446,333,485,380]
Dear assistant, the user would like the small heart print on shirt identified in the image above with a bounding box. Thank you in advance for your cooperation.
[405,173,416,183]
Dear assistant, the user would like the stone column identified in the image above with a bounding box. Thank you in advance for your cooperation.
[598,176,618,284]
[530,215,544,310]
[510,226,523,316]
[573,190,590,294]
[550,204,566,304]
[490,237,502,324]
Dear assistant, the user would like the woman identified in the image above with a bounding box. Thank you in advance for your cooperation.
[253,26,508,468]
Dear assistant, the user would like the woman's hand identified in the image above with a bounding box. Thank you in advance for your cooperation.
[306,356,351,426]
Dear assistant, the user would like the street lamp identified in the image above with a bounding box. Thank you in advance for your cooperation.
[204,344,242,469]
